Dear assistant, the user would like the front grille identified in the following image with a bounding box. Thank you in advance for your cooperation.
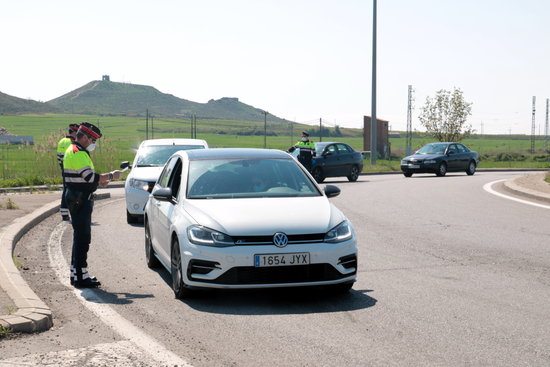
[193,264,355,285]
[233,233,325,246]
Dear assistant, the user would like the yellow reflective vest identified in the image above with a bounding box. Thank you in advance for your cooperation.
[63,142,99,193]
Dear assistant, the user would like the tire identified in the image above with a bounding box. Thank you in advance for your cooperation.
[435,162,447,177]
[347,165,360,182]
[171,238,192,299]
[126,210,138,224]
[145,220,161,269]
[403,171,413,177]
[312,167,325,183]
[466,161,476,175]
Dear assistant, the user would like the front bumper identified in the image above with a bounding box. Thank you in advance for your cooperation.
[179,239,358,289]
[400,163,438,174]
[125,186,151,215]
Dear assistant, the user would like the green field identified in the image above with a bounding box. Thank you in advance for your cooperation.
[0,113,549,187]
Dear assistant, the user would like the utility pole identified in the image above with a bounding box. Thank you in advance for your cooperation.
[146,109,149,140]
[545,98,549,151]
[289,119,293,146]
[531,96,536,154]
[151,114,154,139]
[406,85,413,155]
[319,118,322,142]
[263,111,268,148]
[370,0,378,165]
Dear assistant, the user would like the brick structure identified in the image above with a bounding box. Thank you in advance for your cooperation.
[363,116,390,158]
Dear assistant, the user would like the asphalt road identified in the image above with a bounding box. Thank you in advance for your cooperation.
[2,171,550,366]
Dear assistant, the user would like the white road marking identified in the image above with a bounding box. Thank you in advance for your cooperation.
[483,179,550,210]
[47,222,192,367]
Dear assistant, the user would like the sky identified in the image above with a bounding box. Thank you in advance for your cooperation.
[1,0,549,135]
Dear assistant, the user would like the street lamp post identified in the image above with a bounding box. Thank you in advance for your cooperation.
[370,0,377,165]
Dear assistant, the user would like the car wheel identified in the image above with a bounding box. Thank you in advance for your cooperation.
[403,171,413,177]
[126,210,138,224]
[347,165,360,182]
[466,161,476,175]
[435,162,447,177]
[312,167,325,183]
[145,220,161,269]
[171,238,192,299]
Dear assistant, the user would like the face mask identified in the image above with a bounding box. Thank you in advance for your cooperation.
[301,137,308,142]
[86,143,96,152]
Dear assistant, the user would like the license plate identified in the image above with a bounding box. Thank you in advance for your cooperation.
[408,164,420,168]
[254,253,310,267]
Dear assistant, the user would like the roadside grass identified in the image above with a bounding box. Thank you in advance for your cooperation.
[1,113,549,187]
[6,198,19,209]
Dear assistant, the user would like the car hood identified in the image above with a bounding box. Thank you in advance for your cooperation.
[404,154,441,161]
[182,196,345,236]
[128,166,164,181]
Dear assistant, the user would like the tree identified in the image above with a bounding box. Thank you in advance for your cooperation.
[418,88,473,142]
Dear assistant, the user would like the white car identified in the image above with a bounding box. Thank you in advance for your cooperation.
[144,148,358,298]
[124,138,208,223]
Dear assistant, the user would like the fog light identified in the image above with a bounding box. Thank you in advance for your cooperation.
[133,203,140,210]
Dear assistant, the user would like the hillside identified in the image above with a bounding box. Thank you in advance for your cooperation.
[47,80,288,122]
[0,91,61,115]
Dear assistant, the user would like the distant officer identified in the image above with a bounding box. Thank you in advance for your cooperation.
[57,124,79,221]
[63,122,121,288]
[288,131,315,172]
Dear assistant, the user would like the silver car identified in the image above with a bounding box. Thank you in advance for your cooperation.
[144,148,358,298]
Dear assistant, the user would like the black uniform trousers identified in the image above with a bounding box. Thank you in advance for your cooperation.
[298,152,313,172]
[64,188,94,281]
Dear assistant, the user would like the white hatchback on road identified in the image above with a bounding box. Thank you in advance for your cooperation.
[124,138,208,223]
[144,148,358,298]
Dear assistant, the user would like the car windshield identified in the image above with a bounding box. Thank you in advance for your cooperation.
[416,143,448,155]
[136,145,205,167]
[187,158,321,199]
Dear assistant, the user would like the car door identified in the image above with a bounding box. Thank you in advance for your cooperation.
[150,157,179,262]
[335,143,354,175]
[455,143,470,169]
[445,144,461,170]
[156,158,183,261]
[319,144,341,177]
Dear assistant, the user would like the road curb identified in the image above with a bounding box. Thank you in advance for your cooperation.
[503,174,550,205]
[0,192,111,333]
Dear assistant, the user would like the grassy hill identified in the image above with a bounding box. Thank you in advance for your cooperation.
[47,80,288,123]
[0,91,61,115]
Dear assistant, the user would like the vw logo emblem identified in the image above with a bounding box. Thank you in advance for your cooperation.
[273,232,288,248]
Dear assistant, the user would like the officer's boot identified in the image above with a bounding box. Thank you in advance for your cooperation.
[73,267,101,288]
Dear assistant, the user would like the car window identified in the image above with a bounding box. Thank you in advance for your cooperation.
[448,144,458,154]
[417,143,447,154]
[325,145,337,155]
[157,157,178,188]
[187,158,321,199]
[168,159,183,201]
[457,144,468,153]
[336,144,351,153]
[136,145,205,167]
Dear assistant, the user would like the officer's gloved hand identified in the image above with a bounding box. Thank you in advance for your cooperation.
[112,170,122,180]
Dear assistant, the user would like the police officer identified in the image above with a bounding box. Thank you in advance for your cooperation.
[57,124,79,221]
[63,122,121,288]
[288,131,315,172]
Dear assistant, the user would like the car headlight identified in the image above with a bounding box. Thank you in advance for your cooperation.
[401,159,407,164]
[187,225,234,247]
[324,221,353,243]
[128,178,149,191]
[424,160,436,164]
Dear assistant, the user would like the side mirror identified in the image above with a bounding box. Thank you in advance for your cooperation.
[447,151,455,155]
[323,151,332,156]
[324,185,340,198]
[120,161,132,171]
[152,187,173,202]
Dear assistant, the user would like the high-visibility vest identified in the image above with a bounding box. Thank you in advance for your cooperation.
[295,140,315,153]
[63,142,99,193]
[56,136,73,166]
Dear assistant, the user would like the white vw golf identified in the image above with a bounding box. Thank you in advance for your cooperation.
[144,148,358,298]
